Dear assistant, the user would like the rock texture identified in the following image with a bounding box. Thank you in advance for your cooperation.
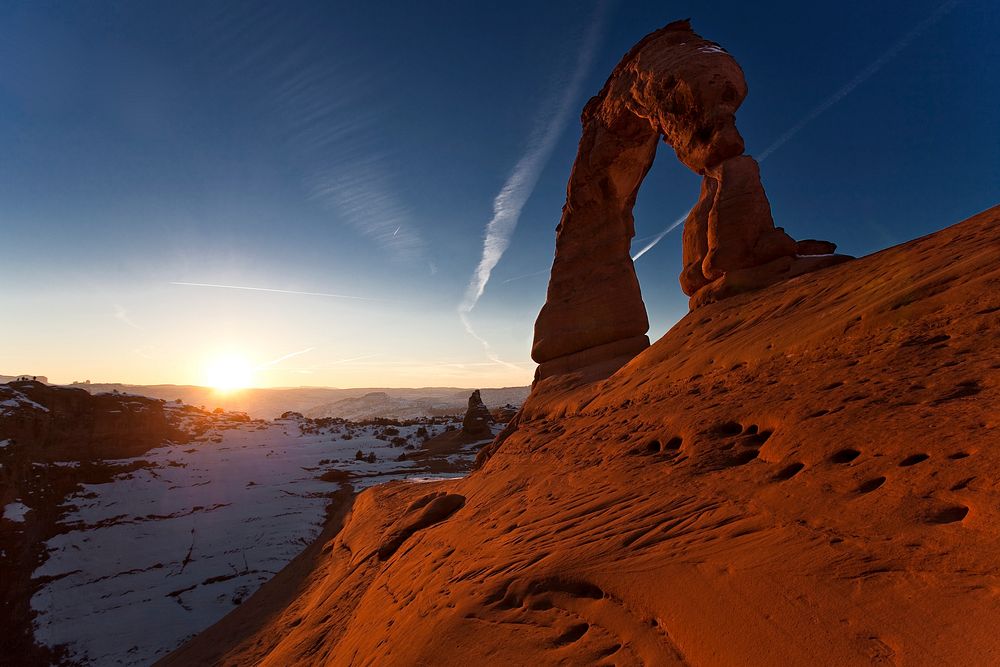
[461,390,492,437]
[532,20,847,379]
[163,204,1000,666]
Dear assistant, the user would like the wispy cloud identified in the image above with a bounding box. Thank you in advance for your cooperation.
[459,3,607,316]
[256,346,315,370]
[132,344,158,360]
[114,304,143,330]
[205,3,427,265]
[304,157,426,263]
[634,0,960,262]
[757,0,960,162]
[458,1,608,366]
[169,281,385,301]
[458,312,524,372]
[279,352,384,373]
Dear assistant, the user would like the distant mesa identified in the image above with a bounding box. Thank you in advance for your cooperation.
[461,390,493,438]
[532,19,850,380]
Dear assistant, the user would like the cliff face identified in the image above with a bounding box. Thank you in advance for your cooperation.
[166,205,1000,666]
[1,382,181,665]
[0,381,176,461]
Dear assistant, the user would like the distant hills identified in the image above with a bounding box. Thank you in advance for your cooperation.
[303,388,528,421]
[0,377,528,420]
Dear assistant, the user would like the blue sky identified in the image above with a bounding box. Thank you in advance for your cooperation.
[1,0,997,387]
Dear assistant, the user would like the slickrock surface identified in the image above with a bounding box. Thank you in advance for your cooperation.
[165,205,1000,666]
[533,20,846,379]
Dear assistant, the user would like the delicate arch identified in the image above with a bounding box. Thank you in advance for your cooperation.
[532,20,845,379]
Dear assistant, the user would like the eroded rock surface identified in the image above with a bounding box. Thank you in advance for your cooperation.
[164,206,1000,667]
[533,19,848,379]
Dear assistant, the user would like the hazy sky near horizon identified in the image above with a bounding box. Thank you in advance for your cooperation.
[2,0,997,388]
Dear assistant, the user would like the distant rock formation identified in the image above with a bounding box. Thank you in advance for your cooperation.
[493,403,519,422]
[461,390,492,437]
[532,19,849,379]
[0,380,176,460]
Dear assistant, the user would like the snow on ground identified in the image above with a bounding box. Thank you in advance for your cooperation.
[30,416,464,666]
[0,391,49,414]
[4,501,30,523]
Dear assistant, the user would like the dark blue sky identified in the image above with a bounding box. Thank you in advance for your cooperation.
[2,0,997,387]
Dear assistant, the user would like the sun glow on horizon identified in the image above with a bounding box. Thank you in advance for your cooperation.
[204,354,254,392]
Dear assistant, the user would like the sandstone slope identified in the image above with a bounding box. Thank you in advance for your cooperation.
[165,204,1000,666]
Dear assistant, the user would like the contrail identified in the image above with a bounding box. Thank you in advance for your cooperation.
[758,0,959,162]
[169,281,383,301]
[459,312,524,372]
[280,353,384,373]
[501,268,550,284]
[256,347,315,369]
[631,209,690,261]
[113,304,143,331]
[633,0,959,262]
[458,1,607,368]
[459,1,607,316]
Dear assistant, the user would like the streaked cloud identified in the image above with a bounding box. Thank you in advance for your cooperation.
[459,312,525,372]
[114,304,143,330]
[256,347,315,370]
[206,3,427,265]
[501,268,550,284]
[458,1,608,367]
[459,2,608,316]
[169,281,384,301]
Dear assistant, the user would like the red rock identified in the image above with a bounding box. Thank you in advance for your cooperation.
[702,156,793,279]
[531,20,846,379]
[165,205,1000,667]
[796,239,838,255]
[679,176,717,295]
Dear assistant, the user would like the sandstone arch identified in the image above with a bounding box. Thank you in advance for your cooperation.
[532,20,847,380]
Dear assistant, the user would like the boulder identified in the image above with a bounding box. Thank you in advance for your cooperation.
[796,239,838,256]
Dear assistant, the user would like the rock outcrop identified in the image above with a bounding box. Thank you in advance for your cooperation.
[0,381,177,460]
[532,20,848,380]
[461,390,492,437]
[493,403,519,422]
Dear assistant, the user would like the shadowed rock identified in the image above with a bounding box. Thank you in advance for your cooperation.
[376,492,466,560]
[462,390,493,438]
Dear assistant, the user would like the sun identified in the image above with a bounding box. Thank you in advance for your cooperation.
[204,354,253,392]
